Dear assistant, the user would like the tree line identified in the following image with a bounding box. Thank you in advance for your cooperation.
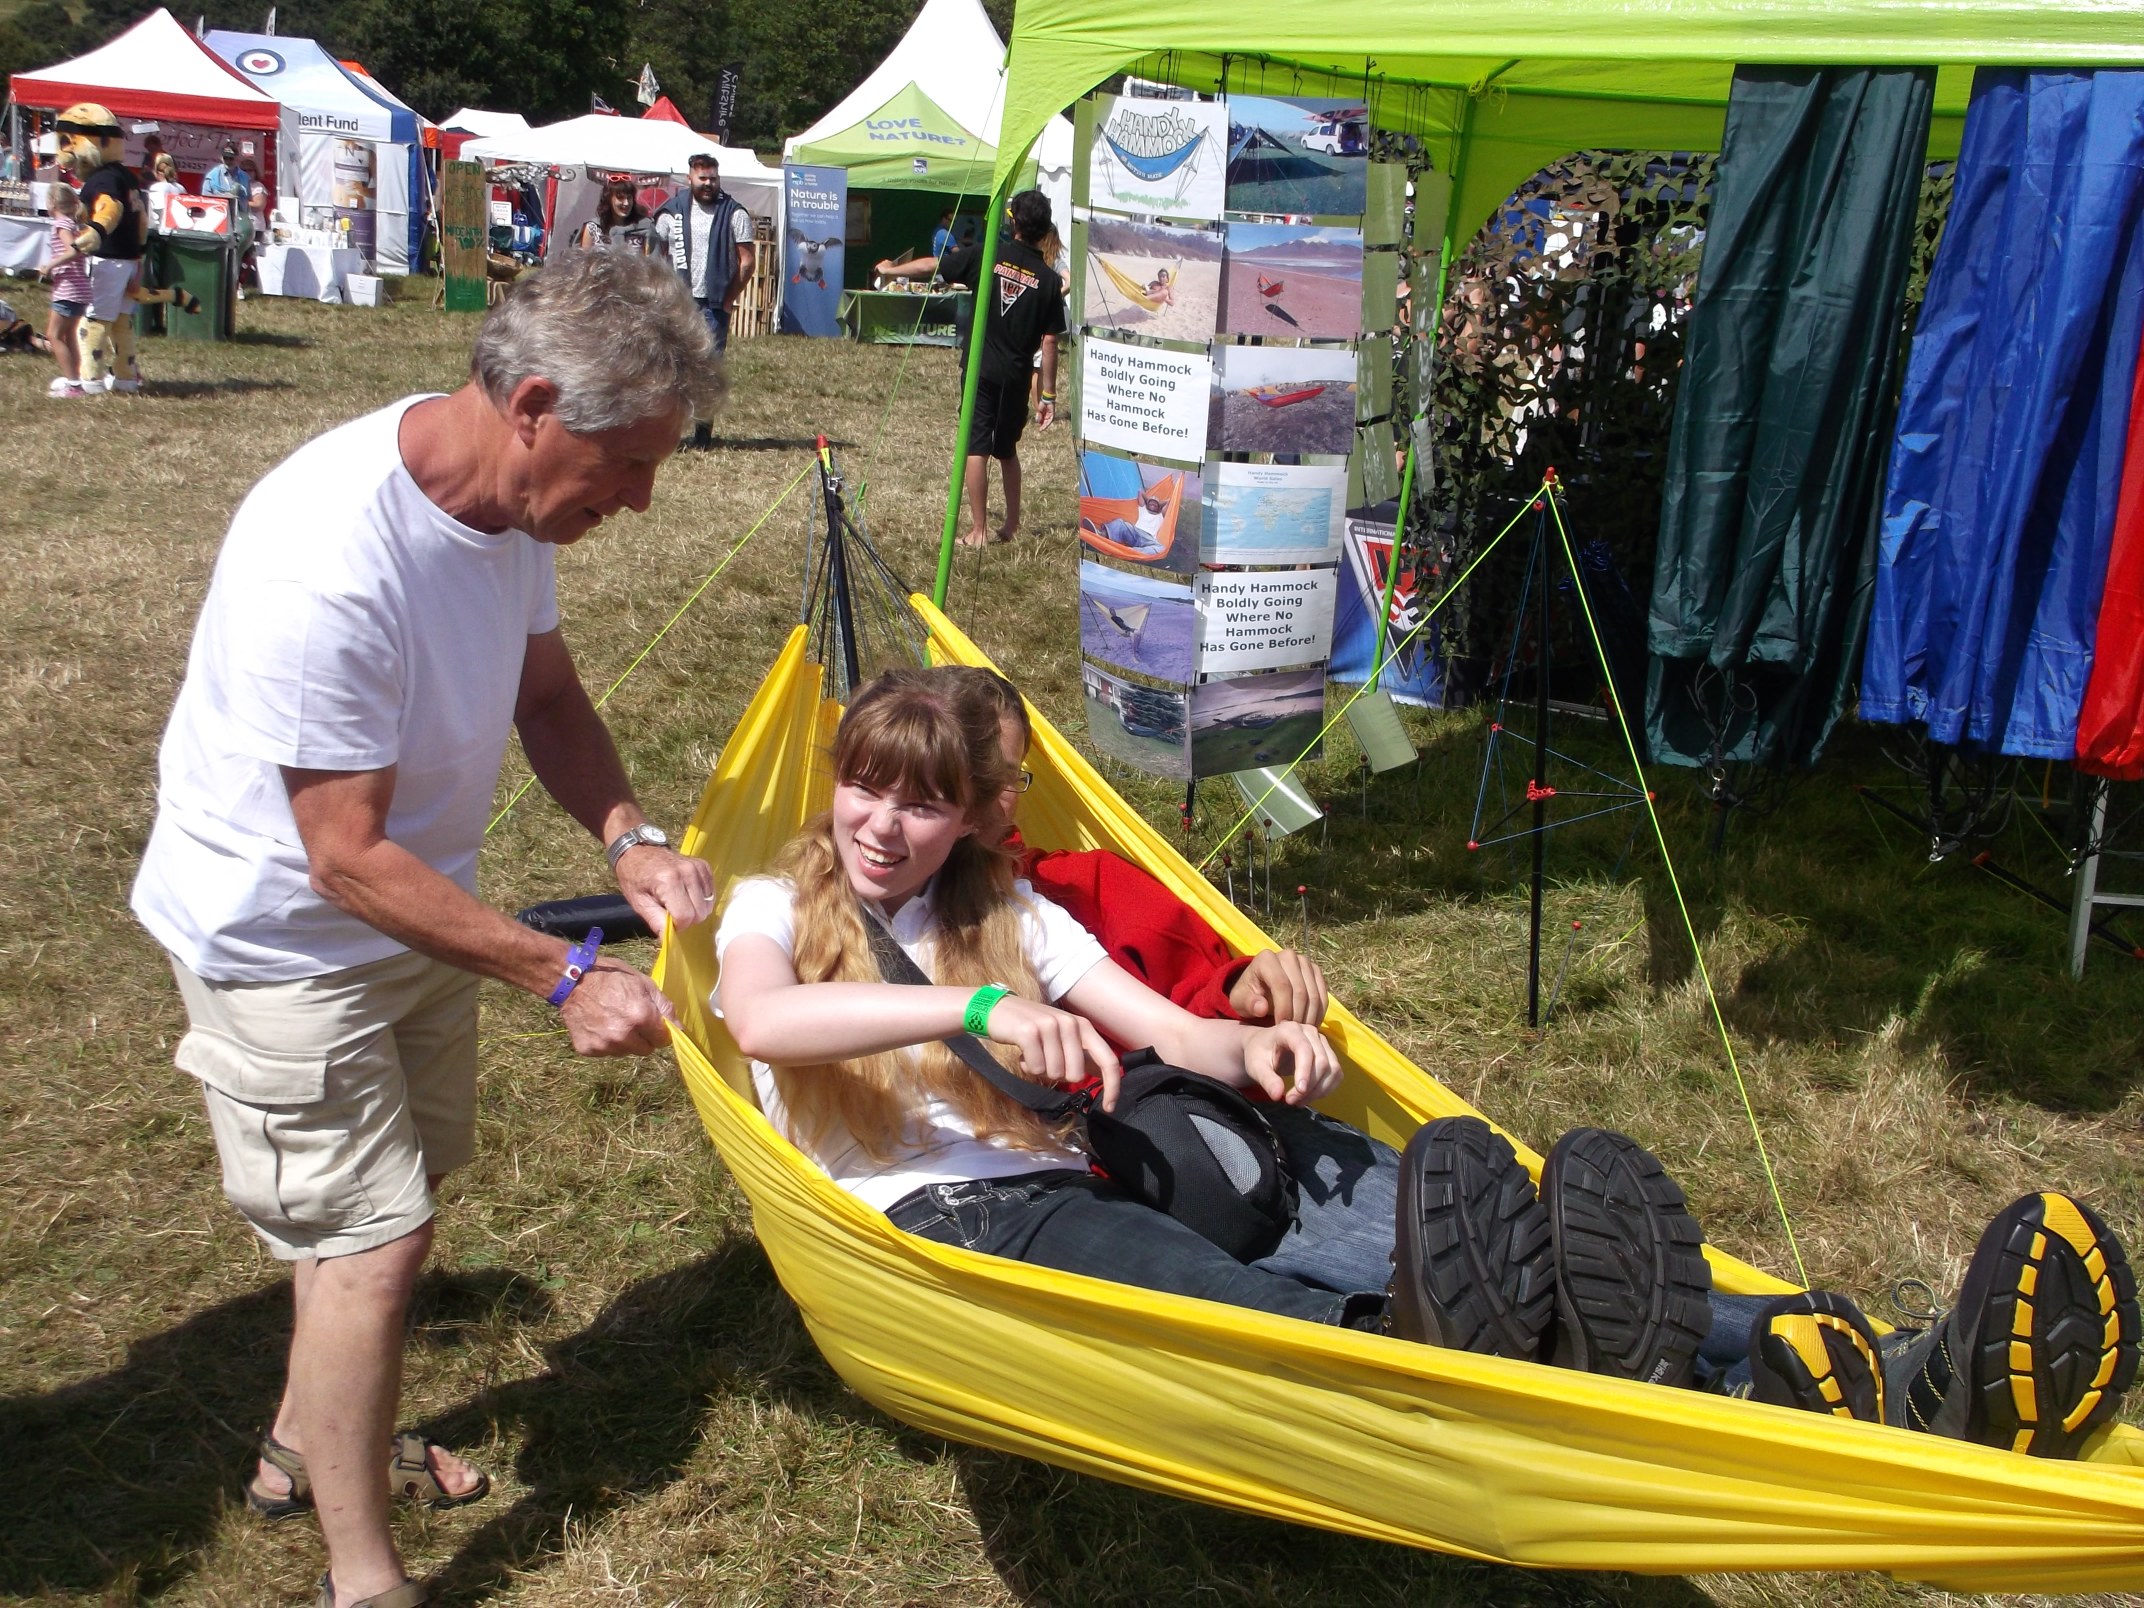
[3,0,1016,152]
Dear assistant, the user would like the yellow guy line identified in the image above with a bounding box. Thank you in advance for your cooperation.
[1195,487,1539,872]
[485,461,814,836]
[1546,486,1808,1285]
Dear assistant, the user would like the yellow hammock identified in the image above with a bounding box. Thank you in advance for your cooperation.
[1094,251,1175,314]
[653,600,2144,1593]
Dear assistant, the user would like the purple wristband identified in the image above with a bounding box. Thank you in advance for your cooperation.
[547,927,603,1007]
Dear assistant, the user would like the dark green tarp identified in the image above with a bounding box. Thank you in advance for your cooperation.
[1645,65,1934,769]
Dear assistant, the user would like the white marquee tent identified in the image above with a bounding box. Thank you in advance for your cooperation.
[440,108,530,140]
[461,113,780,248]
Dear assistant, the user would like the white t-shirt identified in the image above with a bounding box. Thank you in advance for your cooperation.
[714,874,1109,1210]
[131,396,560,982]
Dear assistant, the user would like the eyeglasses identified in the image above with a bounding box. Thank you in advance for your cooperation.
[1014,769,1034,793]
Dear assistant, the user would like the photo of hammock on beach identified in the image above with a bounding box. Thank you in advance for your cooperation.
[1221,222,1364,339]
[1082,217,1221,342]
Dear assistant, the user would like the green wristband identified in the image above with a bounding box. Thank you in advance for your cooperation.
[963,984,1011,1037]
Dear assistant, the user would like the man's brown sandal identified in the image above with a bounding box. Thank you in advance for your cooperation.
[315,1572,430,1608]
[249,1431,491,1520]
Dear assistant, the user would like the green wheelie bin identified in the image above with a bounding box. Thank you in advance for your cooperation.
[142,230,237,341]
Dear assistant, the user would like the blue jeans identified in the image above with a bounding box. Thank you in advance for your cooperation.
[697,297,731,353]
[888,1108,1769,1373]
[885,1106,1399,1326]
[887,1170,1354,1324]
[1252,1105,1402,1294]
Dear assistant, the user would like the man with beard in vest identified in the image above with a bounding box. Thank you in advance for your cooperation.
[652,153,755,449]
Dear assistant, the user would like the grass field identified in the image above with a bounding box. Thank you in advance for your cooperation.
[1,283,2140,1608]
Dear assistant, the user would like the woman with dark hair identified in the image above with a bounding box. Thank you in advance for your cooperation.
[575,176,649,251]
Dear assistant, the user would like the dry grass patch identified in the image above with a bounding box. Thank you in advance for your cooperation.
[0,286,2138,1607]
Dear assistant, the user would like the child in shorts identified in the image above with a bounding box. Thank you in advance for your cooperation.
[41,185,93,398]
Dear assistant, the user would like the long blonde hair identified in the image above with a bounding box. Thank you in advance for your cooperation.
[769,666,1063,1160]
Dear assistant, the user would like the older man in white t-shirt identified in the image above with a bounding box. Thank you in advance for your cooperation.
[130,251,724,1608]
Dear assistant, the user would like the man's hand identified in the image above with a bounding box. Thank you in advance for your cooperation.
[1035,399,1057,432]
[1228,949,1328,1027]
[615,844,716,935]
[560,958,675,1056]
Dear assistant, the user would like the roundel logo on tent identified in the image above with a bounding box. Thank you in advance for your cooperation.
[238,48,285,75]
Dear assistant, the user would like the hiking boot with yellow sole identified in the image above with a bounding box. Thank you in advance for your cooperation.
[1746,1291,1885,1423]
[1886,1192,2140,1457]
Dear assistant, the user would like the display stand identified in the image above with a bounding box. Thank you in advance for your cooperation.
[1465,472,1651,1026]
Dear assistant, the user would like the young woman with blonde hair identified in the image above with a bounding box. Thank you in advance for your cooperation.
[715,665,1368,1323]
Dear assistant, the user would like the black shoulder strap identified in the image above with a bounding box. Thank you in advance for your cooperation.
[857,903,1079,1120]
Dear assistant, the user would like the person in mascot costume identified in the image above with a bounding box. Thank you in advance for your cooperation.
[51,103,199,393]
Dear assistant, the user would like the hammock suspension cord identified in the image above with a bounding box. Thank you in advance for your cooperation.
[484,460,814,836]
[1545,485,1807,1286]
[1194,484,1540,872]
[1191,471,1807,1283]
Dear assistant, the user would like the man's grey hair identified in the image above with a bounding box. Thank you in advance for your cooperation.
[470,250,727,434]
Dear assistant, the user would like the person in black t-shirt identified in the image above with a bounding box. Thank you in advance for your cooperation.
[876,189,1064,546]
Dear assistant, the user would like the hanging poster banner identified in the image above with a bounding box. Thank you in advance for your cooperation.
[1079,336,1213,458]
[1329,500,1447,705]
[1205,460,1347,565]
[1086,93,1228,220]
[1079,450,1200,574]
[1079,560,1197,684]
[1083,660,1192,779]
[1223,96,1370,216]
[1194,568,1339,675]
[1220,222,1365,340]
[1083,215,1222,341]
[779,163,846,337]
[1209,344,1358,455]
[1190,668,1327,777]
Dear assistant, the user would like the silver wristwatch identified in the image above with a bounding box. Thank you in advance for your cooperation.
[605,823,670,870]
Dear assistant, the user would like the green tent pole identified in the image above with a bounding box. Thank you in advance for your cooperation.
[1370,100,1473,692]
[931,172,1016,609]
[1368,441,1419,692]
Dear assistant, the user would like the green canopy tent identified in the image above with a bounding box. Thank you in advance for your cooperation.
[930,0,2144,599]
[790,80,1005,193]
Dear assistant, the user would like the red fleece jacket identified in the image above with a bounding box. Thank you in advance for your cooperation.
[1017,842,1249,1020]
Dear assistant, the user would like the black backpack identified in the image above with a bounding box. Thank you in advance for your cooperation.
[862,911,1298,1261]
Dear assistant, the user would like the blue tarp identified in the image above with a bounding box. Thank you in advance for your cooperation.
[1861,69,2144,758]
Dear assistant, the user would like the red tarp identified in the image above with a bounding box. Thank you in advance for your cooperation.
[2075,321,2144,780]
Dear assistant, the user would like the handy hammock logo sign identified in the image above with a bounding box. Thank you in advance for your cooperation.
[1101,105,1203,182]
[1087,94,1226,220]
